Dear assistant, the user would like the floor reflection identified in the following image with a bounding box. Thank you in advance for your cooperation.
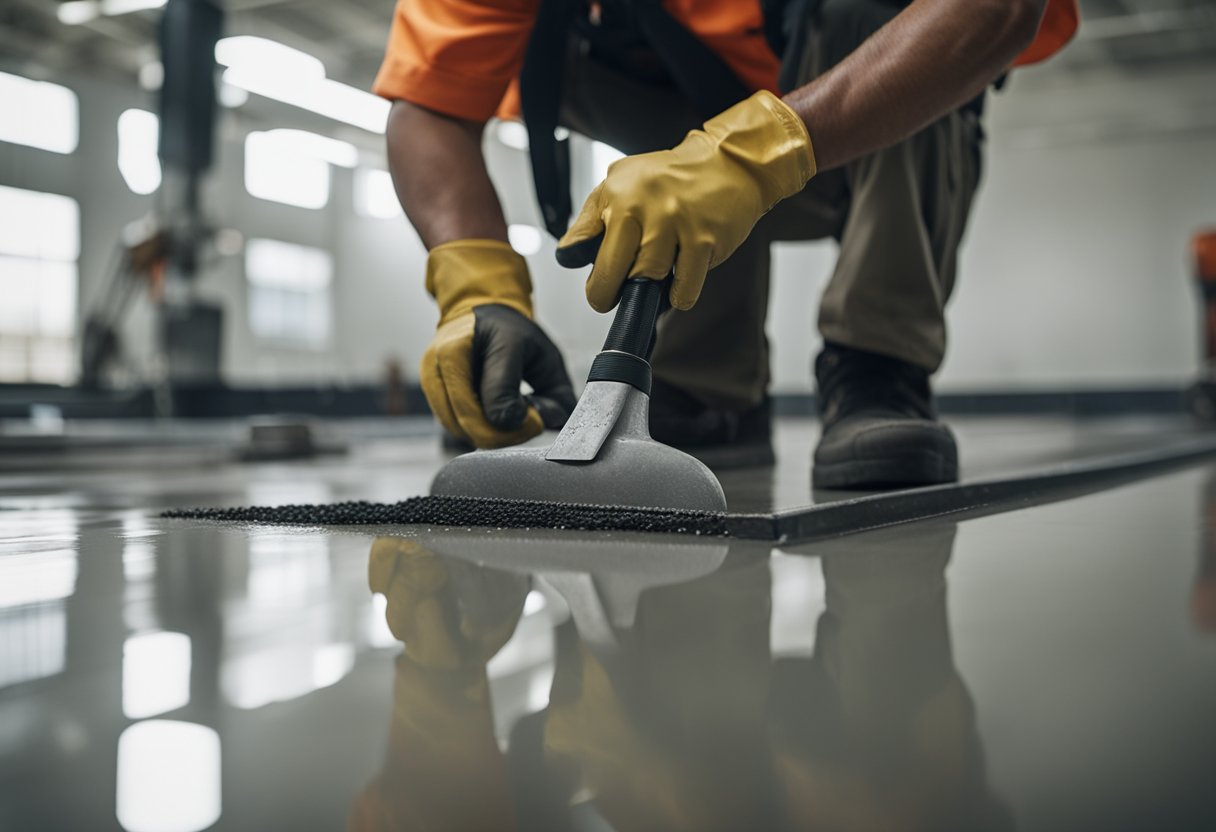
[4,458,1215,830]
[358,524,1006,831]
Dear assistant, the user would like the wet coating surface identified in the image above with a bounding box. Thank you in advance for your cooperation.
[0,415,1203,515]
[2,417,1215,830]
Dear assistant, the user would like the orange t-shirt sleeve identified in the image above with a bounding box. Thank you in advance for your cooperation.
[1013,0,1079,67]
[372,0,539,122]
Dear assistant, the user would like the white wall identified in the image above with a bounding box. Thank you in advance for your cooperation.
[3,55,1214,395]
[768,60,1216,394]
[943,60,1216,392]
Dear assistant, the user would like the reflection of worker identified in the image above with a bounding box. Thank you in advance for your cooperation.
[375,0,1078,487]
[776,527,1011,831]
[353,531,1005,830]
[1195,470,1216,634]
[350,537,528,831]
[541,530,1008,831]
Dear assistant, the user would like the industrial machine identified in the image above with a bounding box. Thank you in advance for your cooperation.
[78,0,225,407]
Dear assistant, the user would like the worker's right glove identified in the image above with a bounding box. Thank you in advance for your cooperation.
[558,90,815,313]
[421,239,576,449]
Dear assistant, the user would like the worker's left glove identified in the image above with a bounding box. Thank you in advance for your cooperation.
[557,90,816,312]
[421,239,576,449]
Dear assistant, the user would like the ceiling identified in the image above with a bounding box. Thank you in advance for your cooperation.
[2,0,1215,97]
[1060,0,1216,69]
[0,0,396,90]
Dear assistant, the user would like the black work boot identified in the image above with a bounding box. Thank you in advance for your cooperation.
[813,342,958,489]
[648,378,775,469]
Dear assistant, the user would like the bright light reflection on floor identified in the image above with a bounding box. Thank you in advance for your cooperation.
[116,720,221,832]
[123,539,157,582]
[223,642,354,709]
[523,589,546,616]
[311,643,355,689]
[0,602,66,688]
[0,549,78,609]
[121,512,159,582]
[123,631,191,719]
[246,535,330,607]
[527,666,555,711]
[487,610,554,681]
[366,593,396,648]
[769,554,826,657]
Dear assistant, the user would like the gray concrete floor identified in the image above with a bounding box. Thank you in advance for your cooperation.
[1,416,1215,830]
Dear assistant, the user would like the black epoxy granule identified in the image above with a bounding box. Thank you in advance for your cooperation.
[162,494,733,536]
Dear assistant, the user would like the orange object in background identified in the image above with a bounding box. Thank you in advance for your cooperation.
[1193,229,1216,367]
[1195,228,1216,282]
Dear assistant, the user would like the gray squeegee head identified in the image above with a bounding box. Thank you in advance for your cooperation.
[430,278,728,514]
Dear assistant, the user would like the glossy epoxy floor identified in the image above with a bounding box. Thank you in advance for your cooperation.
[2,416,1215,831]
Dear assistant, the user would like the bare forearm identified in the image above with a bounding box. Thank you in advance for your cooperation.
[784,0,1047,170]
[386,100,509,249]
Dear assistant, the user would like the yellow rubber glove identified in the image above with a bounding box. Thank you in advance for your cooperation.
[421,239,575,449]
[558,90,816,312]
[367,537,526,669]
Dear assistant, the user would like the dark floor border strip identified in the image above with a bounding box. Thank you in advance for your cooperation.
[772,389,1188,417]
[742,439,1216,545]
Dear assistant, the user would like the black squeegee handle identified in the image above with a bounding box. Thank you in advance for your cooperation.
[582,277,670,394]
[601,277,670,359]
[555,234,670,394]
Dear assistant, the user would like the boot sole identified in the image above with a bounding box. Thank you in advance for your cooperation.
[813,447,959,490]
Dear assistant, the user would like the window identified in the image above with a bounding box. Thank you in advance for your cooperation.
[217,35,389,133]
[0,72,78,154]
[59,1,167,26]
[0,185,80,383]
[508,224,543,256]
[354,168,402,219]
[243,129,356,210]
[117,109,162,195]
[245,238,332,346]
[495,120,529,151]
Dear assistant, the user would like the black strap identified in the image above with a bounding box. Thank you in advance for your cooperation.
[520,0,576,238]
[521,0,752,239]
[760,0,790,56]
[627,0,751,121]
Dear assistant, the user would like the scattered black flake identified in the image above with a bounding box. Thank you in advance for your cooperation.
[162,495,733,537]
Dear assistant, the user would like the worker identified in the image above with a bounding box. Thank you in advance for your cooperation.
[374,0,1079,489]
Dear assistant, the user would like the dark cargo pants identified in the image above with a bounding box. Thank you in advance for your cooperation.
[557,0,983,410]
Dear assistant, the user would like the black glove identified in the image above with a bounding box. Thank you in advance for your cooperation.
[472,304,577,432]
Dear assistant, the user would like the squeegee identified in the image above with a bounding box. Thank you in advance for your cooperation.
[431,276,728,513]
